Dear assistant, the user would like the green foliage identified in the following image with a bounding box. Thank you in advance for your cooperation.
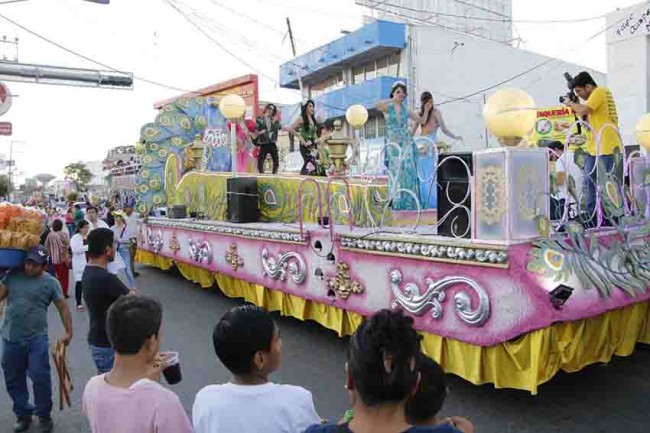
[64,162,93,192]
[0,174,10,197]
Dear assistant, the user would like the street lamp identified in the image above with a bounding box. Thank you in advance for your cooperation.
[483,88,536,147]
[219,94,246,176]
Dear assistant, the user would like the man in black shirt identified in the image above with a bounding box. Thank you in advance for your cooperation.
[82,228,131,374]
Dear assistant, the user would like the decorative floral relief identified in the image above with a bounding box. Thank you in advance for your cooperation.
[390,269,490,326]
[261,248,306,284]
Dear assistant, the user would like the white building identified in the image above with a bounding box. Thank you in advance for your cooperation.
[356,0,513,44]
[606,2,650,147]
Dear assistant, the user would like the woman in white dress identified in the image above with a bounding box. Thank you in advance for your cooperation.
[70,220,90,311]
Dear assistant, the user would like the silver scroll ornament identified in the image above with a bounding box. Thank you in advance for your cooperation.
[188,238,213,264]
[389,269,490,326]
[261,248,307,284]
[147,227,164,254]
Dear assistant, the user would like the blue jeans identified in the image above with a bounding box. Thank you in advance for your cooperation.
[66,223,75,237]
[90,345,114,374]
[584,154,619,223]
[118,245,135,288]
[1,335,52,418]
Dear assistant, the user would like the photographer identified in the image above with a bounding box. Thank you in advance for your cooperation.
[561,71,622,224]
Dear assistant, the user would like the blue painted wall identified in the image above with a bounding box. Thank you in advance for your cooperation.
[279,20,406,88]
[279,76,404,124]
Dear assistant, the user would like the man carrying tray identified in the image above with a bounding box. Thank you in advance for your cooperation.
[0,245,74,432]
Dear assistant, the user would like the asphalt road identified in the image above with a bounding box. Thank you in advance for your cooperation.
[2,264,650,433]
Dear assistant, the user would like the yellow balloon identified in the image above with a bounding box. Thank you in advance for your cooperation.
[635,114,650,150]
[483,88,537,143]
[346,104,369,129]
[219,94,247,119]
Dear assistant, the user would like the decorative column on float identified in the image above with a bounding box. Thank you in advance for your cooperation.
[219,94,247,176]
[634,114,650,218]
[474,88,549,242]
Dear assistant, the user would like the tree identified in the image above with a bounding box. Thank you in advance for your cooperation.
[67,191,79,202]
[34,173,56,189]
[0,174,10,198]
[64,162,93,192]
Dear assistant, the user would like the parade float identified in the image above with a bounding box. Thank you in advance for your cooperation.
[135,82,650,394]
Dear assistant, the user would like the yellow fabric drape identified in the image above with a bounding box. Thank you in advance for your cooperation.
[138,249,650,394]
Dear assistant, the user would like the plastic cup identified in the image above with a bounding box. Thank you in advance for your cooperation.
[160,351,182,385]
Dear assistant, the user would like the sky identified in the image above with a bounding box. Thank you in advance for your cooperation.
[0,0,642,182]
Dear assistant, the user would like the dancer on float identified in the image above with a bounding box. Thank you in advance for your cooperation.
[253,104,282,174]
[375,82,422,210]
[291,100,322,176]
[412,92,463,210]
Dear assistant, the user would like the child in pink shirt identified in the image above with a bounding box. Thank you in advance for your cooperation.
[82,295,192,433]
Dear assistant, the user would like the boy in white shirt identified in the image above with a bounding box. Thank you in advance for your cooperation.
[193,305,321,433]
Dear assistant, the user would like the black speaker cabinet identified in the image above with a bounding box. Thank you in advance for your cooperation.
[227,177,259,223]
[169,205,187,219]
[437,153,473,238]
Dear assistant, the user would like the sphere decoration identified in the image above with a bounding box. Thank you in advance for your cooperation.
[219,94,246,120]
[635,114,650,150]
[346,104,369,129]
[483,88,536,146]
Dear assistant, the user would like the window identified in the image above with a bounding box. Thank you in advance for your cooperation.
[364,117,377,139]
[353,66,364,85]
[377,115,386,138]
[388,53,401,77]
[377,56,388,77]
[364,61,376,80]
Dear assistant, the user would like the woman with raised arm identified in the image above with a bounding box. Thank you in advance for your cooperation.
[411,92,463,209]
[376,81,422,210]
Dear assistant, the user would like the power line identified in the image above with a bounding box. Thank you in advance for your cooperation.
[163,0,279,84]
[363,0,608,24]
[0,11,194,93]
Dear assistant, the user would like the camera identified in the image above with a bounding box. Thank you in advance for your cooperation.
[559,72,578,104]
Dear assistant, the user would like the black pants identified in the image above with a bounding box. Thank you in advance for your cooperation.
[75,281,83,307]
[258,143,279,174]
[299,144,318,175]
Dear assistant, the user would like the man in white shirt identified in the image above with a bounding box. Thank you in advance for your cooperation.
[193,305,321,433]
[549,141,583,221]
[86,206,125,275]
[86,206,109,231]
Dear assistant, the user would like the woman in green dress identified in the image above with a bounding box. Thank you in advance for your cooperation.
[375,81,422,210]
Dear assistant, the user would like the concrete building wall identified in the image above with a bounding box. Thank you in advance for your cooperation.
[606,2,650,146]
[356,0,513,44]
[410,24,606,150]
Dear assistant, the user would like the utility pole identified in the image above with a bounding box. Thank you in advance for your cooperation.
[8,140,13,200]
[286,17,304,102]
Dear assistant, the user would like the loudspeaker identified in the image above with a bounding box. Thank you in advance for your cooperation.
[169,205,187,219]
[227,177,259,223]
[437,153,473,238]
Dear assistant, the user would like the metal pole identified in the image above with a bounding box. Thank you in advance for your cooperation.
[8,139,13,200]
[230,121,238,177]
[286,17,304,101]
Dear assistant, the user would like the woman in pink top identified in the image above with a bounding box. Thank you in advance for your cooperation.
[82,295,192,433]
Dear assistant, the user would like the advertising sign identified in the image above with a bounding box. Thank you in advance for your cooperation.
[0,121,12,136]
[525,105,583,146]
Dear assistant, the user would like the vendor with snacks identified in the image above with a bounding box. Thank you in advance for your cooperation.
[0,245,73,433]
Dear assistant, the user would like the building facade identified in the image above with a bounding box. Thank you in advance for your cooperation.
[356,0,513,44]
[606,2,650,147]
[279,19,606,172]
